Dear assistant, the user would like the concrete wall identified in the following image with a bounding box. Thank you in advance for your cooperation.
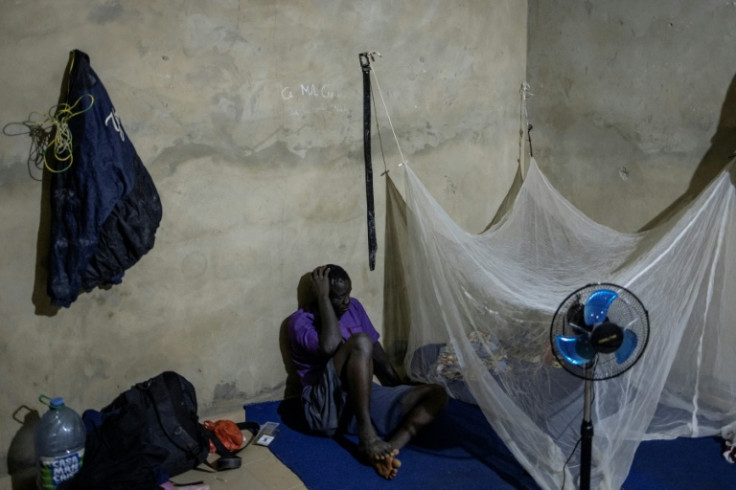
[527,0,736,232]
[0,0,527,478]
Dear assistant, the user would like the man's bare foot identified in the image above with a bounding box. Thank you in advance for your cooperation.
[358,436,396,461]
[372,453,401,479]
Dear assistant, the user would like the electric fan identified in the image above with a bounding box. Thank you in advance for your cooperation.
[549,283,649,490]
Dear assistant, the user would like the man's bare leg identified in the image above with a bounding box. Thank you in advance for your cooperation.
[332,333,395,461]
[369,383,446,479]
[387,384,449,451]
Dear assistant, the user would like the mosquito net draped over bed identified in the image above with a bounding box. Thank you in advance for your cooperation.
[390,158,736,489]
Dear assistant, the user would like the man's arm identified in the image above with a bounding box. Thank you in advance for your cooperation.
[372,341,404,387]
[312,266,342,356]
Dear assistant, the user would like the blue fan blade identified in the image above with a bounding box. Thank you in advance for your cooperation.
[584,289,619,326]
[615,329,638,364]
[555,335,596,366]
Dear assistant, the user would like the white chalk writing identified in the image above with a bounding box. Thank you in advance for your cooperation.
[281,84,334,100]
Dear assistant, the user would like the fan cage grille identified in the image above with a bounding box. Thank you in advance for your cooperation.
[550,283,649,381]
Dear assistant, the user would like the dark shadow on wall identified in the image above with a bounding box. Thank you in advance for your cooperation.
[29,53,78,316]
[31,163,59,317]
[2,53,72,316]
[278,271,315,400]
[6,406,40,490]
[640,72,736,231]
[296,271,316,310]
[278,317,301,400]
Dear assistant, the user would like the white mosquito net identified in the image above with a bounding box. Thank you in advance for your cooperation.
[385,157,736,489]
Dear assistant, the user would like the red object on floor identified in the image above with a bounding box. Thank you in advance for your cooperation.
[203,420,244,453]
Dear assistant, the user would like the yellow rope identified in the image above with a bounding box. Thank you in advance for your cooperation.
[44,94,95,173]
[2,94,95,175]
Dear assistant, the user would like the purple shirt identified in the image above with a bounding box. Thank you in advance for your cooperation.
[287,298,380,389]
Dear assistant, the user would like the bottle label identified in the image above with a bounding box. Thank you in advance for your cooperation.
[38,449,84,489]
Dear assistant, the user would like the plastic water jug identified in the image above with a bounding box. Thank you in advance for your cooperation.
[34,395,86,489]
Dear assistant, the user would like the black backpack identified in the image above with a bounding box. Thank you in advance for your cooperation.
[61,371,259,489]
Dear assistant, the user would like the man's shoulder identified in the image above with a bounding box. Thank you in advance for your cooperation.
[345,298,373,324]
[349,297,366,311]
[287,307,316,328]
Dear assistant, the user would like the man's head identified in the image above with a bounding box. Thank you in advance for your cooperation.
[325,264,352,317]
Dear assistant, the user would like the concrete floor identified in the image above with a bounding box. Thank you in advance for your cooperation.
[172,442,306,490]
[2,407,305,490]
[1,447,304,490]
[169,408,306,490]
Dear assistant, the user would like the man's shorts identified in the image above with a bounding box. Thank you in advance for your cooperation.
[302,358,412,437]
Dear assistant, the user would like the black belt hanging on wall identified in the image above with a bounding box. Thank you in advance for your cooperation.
[359,52,377,271]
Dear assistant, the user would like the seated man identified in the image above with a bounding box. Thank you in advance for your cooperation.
[286,264,448,480]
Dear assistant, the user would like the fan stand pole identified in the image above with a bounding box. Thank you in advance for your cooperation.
[580,370,593,490]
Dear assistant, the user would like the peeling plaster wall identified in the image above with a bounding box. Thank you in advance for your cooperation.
[0,0,526,477]
[527,0,736,232]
